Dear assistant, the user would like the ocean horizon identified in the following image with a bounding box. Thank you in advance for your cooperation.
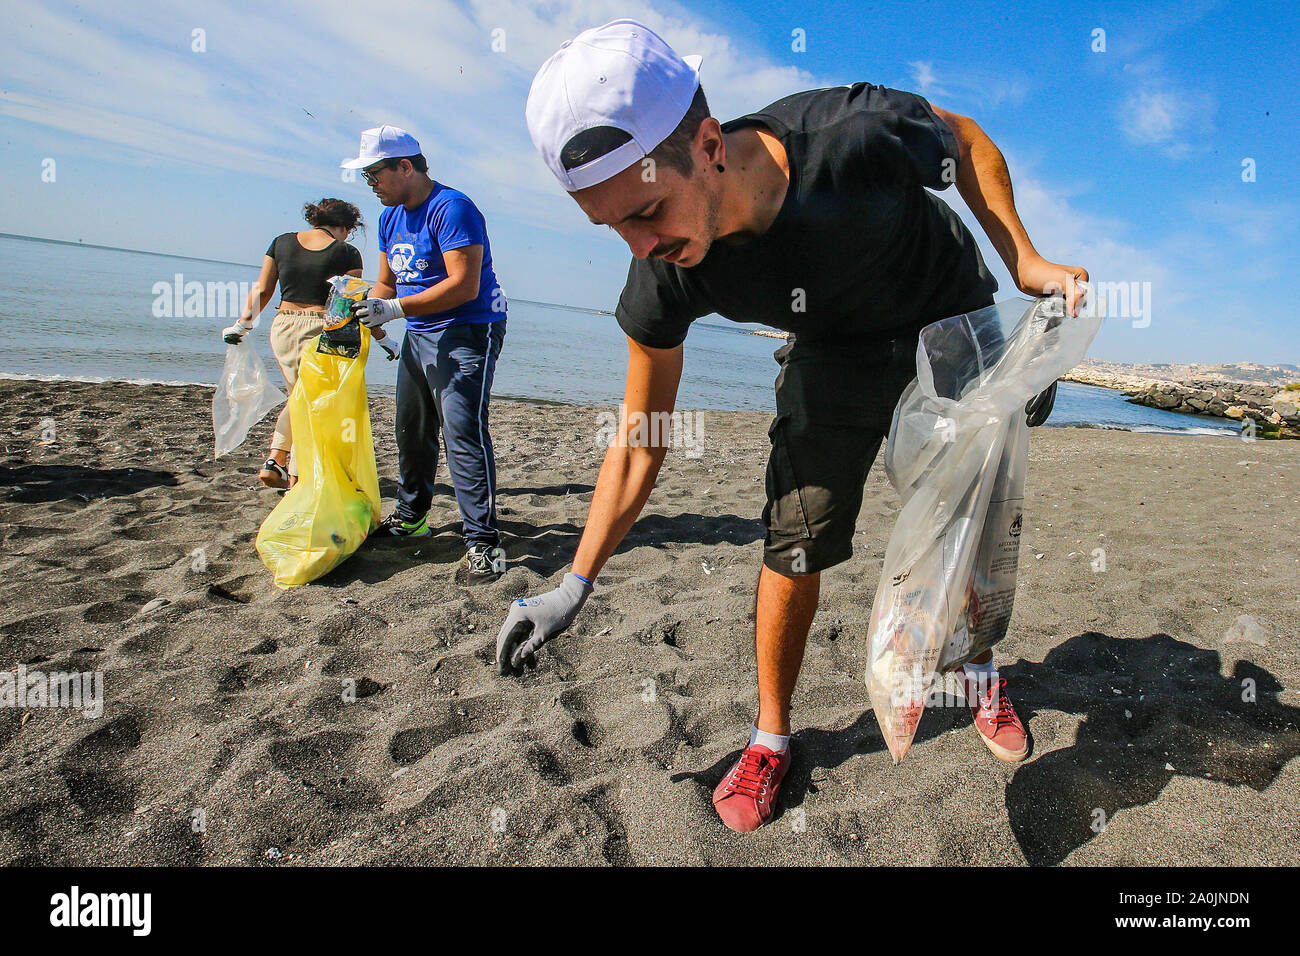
[0,233,1242,437]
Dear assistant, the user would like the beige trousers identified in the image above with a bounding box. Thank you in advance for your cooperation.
[268,308,326,452]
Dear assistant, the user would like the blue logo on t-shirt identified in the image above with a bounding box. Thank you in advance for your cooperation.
[378,183,506,334]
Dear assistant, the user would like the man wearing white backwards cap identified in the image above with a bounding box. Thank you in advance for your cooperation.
[498,19,1089,832]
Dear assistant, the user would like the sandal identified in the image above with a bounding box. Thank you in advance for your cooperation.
[258,457,290,489]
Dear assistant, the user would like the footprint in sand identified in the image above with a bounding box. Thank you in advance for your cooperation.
[388,700,494,765]
[58,713,145,818]
[524,742,571,786]
[82,601,135,625]
[558,688,607,749]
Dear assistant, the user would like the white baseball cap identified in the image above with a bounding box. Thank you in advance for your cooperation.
[525,19,702,191]
[341,125,422,169]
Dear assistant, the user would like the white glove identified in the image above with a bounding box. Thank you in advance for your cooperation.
[221,316,254,344]
[352,297,404,328]
[374,333,401,360]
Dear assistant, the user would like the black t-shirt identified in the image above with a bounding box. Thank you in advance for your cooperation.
[265,233,363,305]
[615,84,998,348]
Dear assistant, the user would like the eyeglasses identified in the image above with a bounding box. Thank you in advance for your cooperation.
[361,160,399,185]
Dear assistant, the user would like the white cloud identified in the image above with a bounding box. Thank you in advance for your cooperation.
[907,60,1028,109]
[1125,90,1180,143]
[935,145,1297,363]
[908,61,950,99]
[1117,79,1215,159]
[0,0,820,241]
[1190,196,1296,247]
[942,148,1176,297]
[931,147,1244,362]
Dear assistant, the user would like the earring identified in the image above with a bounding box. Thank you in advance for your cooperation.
[716,163,725,173]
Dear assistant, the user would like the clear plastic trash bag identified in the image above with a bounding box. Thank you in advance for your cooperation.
[866,291,1101,762]
[212,340,285,458]
[254,323,381,588]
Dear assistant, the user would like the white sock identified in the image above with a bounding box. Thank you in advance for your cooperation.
[749,724,789,753]
[962,658,998,702]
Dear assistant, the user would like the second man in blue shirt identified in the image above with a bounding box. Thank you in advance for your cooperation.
[342,125,507,579]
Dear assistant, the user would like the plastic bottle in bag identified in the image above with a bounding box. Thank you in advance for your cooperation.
[941,418,1028,671]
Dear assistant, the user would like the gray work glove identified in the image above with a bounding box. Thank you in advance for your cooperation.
[351,297,404,328]
[495,573,593,676]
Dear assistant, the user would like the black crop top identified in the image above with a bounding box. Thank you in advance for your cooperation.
[265,232,363,305]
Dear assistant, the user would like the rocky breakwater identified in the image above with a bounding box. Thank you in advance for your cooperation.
[1130,379,1300,438]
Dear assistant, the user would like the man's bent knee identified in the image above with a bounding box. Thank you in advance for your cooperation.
[763,535,852,577]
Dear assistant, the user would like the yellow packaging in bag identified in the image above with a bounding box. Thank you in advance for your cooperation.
[256,323,380,587]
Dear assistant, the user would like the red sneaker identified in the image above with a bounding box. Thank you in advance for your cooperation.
[963,670,1029,762]
[712,744,792,833]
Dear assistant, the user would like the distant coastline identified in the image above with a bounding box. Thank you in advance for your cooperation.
[1064,357,1299,390]
[0,231,257,269]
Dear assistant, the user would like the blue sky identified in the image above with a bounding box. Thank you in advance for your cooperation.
[1,0,1295,363]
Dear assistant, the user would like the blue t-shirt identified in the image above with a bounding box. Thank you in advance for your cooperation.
[378,183,506,334]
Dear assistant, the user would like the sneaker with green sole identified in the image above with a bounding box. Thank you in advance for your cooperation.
[373,513,431,538]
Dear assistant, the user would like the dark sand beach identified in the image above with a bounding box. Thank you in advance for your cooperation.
[1,378,1297,866]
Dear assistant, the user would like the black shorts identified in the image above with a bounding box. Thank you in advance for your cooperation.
[761,326,928,576]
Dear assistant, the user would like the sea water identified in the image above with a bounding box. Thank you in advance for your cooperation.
[0,233,1242,435]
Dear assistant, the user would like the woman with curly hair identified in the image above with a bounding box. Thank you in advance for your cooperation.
[226,199,364,488]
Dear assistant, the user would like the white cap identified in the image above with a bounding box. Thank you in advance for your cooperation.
[341,125,422,169]
[525,19,702,191]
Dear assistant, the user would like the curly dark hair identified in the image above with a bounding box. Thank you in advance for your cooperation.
[303,198,364,233]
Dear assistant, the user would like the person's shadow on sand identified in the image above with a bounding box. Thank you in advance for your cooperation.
[672,632,1300,864]
[0,463,177,502]
[999,630,1300,865]
[335,508,765,585]
[501,512,766,578]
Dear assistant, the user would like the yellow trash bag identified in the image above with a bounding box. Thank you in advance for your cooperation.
[255,321,380,588]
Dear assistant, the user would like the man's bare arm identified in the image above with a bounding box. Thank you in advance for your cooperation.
[931,104,1089,316]
[571,337,684,581]
[371,253,397,300]
[397,245,483,316]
